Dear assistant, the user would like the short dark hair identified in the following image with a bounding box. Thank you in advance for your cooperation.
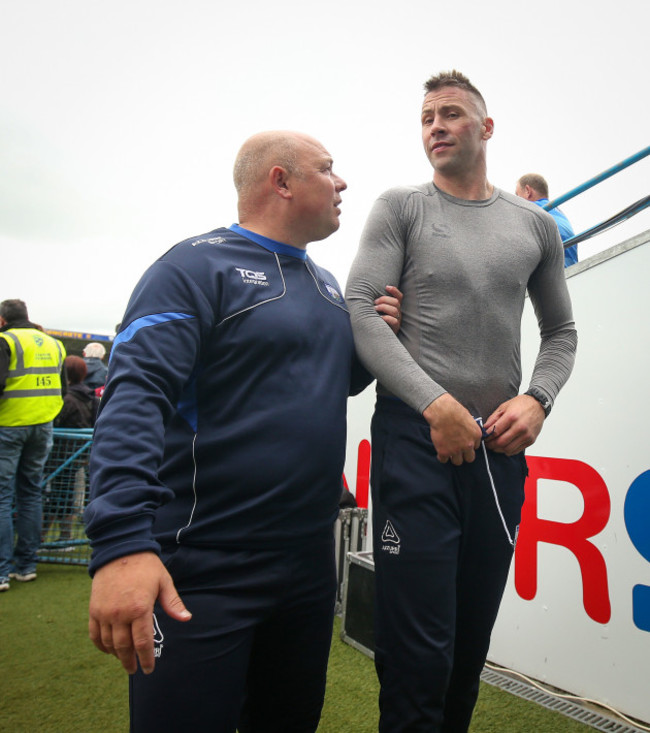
[517,173,549,199]
[0,299,29,325]
[423,70,487,116]
[64,356,88,385]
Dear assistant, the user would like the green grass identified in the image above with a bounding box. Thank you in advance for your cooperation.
[1,564,128,732]
[1,563,593,732]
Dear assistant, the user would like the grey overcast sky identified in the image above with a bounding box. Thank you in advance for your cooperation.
[1,0,648,334]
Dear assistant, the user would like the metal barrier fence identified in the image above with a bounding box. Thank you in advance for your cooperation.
[38,431,370,582]
[334,508,369,614]
[38,428,93,566]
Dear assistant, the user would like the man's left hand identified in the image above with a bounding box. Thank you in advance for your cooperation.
[483,394,545,456]
[374,285,403,334]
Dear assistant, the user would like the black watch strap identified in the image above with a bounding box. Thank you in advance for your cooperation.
[525,388,552,417]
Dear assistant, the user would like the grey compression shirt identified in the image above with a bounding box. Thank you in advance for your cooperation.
[345,183,577,419]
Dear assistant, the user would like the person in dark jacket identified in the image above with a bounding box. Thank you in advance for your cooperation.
[84,130,403,733]
[44,357,99,542]
[56,357,99,429]
[82,343,108,390]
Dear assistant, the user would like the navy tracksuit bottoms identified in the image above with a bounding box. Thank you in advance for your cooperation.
[371,397,527,732]
[129,538,336,733]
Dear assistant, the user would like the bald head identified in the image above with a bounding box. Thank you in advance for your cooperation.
[232,130,347,248]
[233,131,315,197]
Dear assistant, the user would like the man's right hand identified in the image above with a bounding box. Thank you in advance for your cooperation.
[423,393,482,465]
[88,551,192,675]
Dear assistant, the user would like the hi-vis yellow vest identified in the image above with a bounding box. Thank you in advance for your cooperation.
[0,328,66,426]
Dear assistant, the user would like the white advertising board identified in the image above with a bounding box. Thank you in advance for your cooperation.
[343,230,650,723]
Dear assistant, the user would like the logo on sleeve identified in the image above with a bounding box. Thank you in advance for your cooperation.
[381,520,401,555]
[235,268,269,286]
[192,236,227,246]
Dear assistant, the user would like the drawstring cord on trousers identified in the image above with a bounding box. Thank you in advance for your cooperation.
[475,417,516,548]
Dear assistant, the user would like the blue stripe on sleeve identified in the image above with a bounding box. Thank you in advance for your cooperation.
[111,312,195,359]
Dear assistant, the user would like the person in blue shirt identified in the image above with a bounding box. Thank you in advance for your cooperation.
[516,173,578,266]
[84,130,402,733]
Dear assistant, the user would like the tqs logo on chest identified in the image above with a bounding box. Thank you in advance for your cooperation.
[235,268,270,286]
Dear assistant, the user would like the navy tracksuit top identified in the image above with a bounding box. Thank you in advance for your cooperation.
[85,226,369,574]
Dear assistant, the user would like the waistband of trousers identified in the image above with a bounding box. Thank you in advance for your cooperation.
[375,395,428,424]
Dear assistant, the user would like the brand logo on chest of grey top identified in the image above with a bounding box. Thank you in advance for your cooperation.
[431,223,452,237]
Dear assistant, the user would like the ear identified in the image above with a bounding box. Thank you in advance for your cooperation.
[482,116,494,140]
[269,166,293,200]
[524,185,535,201]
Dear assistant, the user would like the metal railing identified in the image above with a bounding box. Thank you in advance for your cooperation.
[38,431,370,577]
[544,145,650,251]
[38,428,93,566]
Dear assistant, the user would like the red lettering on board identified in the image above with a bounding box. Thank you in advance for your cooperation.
[354,440,371,508]
[342,439,371,508]
[515,456,611,624]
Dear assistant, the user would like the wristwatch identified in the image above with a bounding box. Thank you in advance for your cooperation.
[525,387,552,417]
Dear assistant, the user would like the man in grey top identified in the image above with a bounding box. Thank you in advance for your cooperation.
[345,70,577,732]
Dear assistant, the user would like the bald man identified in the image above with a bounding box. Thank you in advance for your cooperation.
[85,131,402,732]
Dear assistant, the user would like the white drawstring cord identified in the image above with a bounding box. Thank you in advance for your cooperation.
[476,417,516,548]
